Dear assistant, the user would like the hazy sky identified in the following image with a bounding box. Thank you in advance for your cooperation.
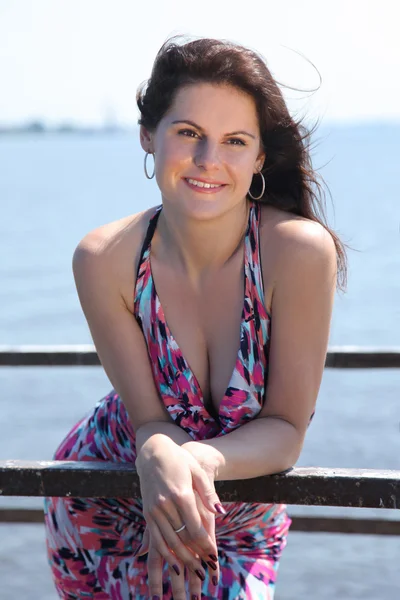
[1,0,399,125]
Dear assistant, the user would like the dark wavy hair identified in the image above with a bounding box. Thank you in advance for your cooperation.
[137,37,346,288]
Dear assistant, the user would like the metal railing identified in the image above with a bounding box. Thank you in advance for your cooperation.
[1,345,399,536]
[1,344,399,368]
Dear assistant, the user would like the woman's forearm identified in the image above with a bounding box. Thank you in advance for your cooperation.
[135,416,303,482]
[184,417,303,481]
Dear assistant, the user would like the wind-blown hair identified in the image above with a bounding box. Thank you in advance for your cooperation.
[137,37,346,288]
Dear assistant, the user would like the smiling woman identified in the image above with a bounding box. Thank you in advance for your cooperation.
[44,37,345,600]
[140,83,265,227]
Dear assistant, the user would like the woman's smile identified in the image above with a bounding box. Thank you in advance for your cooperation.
[183,177,228,194]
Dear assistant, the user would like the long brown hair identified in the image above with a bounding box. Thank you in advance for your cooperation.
[137,37,346,289]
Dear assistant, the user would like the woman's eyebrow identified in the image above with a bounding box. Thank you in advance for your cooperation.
[171,119,256,139]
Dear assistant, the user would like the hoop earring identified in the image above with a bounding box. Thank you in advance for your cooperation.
[144,152,155,179]
[248,171,266,200]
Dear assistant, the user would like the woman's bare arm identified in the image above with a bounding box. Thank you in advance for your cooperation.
[72,212,193,450]
[183,219,337,480]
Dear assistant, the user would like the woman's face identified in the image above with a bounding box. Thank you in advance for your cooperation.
[141,82,265,220]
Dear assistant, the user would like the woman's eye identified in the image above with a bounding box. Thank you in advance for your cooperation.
[177,130,245,146]
[227,138,246,146]
[178,129,199,138]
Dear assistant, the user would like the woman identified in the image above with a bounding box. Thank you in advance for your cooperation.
[44,37,345,599]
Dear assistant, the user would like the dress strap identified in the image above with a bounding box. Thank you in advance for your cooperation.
[245,201,266,305]
[134,206,162,317]
[135,206,162,283]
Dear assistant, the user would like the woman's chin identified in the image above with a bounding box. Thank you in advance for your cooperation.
[162,189,245,221]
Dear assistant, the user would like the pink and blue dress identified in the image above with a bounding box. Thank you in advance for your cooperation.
[44,201,291,599]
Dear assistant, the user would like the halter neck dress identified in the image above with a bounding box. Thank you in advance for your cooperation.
[44,201,291,600]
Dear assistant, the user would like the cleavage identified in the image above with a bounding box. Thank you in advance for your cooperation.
[151,254,244,414]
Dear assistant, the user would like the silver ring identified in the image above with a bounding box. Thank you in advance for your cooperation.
[174,524,186,534]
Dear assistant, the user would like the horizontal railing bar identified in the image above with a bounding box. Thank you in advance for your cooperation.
[0,345,99,367]
[289,515,400,536]
[1,461,400,508]
[1,508,399,535]
[0,345,399,368]
[0,509,45,524]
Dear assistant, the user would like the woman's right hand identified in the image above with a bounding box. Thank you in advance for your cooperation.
[140,489,220,600]
[135,434,222,584]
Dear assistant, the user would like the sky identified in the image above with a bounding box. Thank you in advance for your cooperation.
[0,0,399,126]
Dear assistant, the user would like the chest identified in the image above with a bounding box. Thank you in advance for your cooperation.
[150,253,245,414]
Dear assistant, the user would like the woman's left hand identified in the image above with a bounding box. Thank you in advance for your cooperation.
[182,441,224,483]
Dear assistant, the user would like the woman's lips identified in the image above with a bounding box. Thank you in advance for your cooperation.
[184,177,227,193]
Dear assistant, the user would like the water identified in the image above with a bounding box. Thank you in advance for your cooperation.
[0,127,399,599]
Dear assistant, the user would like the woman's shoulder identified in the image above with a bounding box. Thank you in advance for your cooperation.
[258,204,336,299]
[75,206,158,257]
[259,204,336,260]
[72,206,159,310]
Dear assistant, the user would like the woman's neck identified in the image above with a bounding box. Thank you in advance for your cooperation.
[155,200,250,287]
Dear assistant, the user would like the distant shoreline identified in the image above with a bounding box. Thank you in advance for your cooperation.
[0,123,135,136]
[1,120,399,137]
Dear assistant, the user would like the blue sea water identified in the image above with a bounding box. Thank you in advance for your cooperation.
[0,126,399,599]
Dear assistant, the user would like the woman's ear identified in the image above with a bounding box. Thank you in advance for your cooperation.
[255,150,266,173]
[140,125,154,153]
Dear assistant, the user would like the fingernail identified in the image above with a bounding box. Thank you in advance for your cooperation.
[209,553,218,562]
[152,596,161,600]
[172,564,180,576]
[207,560,217,571]
[195,569,205,581]
[214,502,227,515]
[192,596,199,600]
[212,575,219,586]
[133,545,142,557]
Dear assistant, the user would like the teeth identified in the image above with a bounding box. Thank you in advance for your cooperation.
[187,178,222,189]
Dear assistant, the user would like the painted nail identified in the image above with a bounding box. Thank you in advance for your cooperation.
[209,553,218,562]
[207,560,217,571]
[212,575,219,586]
[152,596,161,600]
[192,596,199,600]
[214,503,227,515]
[172,564,180,576]
[133,545,142,557]
[195,569,205,582]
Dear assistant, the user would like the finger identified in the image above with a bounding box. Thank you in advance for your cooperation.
[187,556,203,600]
[135,525,150,557]
[175,493,219,560]
[190,462,226,515]
[146,514,206,581]
[147,544,163,600]
[194,489,215,531]
[168,562,187,600]
[194,491,220,582]
[146,493,218,575]
[150,497,211,557]
[147,492,215,560]
[174,526,217,575]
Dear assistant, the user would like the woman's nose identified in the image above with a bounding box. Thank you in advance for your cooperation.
[194,140,220,170]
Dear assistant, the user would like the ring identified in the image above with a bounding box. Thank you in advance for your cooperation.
[174,524,186,534]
